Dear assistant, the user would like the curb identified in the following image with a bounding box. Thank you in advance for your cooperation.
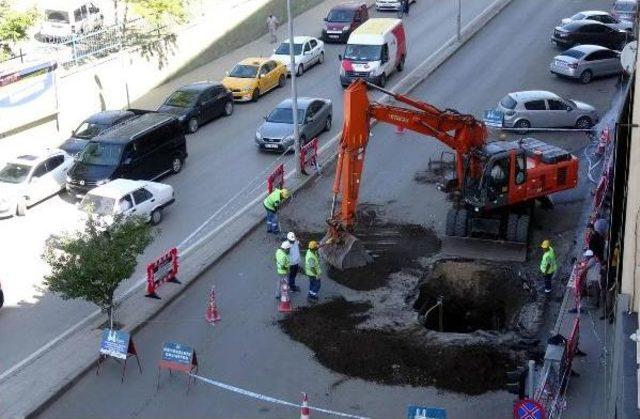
[2,0,513,417]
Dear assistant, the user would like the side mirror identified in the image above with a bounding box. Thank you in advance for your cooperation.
[338,54,342,61]
[259,74,265,78]
[566,107,572,112]
[31,176,40,184]
[123,158,132,165]
[323,17,328,22]
[225,71,229,76]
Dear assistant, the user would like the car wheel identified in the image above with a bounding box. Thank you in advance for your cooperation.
[319,52,325,64]
[324,115,332,132]
[16,198,27,216]
[378,73,386,88]
[278,74,286,87]
[514,119,530,133]
[397,55,405,72]
[576,116,592,129]
[187,117,199,133]
[150,208,162,225]
[252,88,260,102]
[171,156,183,174]
[296,64,304,77]
[579,69,593,84]
[224,100,234,116]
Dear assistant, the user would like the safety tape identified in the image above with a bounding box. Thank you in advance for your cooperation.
[189,373,371,419]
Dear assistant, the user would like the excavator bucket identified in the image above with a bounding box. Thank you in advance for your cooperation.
[441,236,527,262]
[319,232,373,270]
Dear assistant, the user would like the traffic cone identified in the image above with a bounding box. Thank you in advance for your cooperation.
[205,286,221,323]
[278,278,294,313]
[300,392,310,419]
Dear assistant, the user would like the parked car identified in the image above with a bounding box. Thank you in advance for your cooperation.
[0,279,3,309]
[60,110,138,156]
[612,0,639,23]
[79,179,174,225]
[495,91,598,130]
[0,149,73,218]
[550,45,622,83]
[375,0,415,12]
[552,21,631,50]
[39,0,103,41]
[560,10,634,32]
[157,81,234,133]
[322,2,369,43]
[271,36,325,77]
[66,113,187,197]
[222,58,287,102]
[255,97,332,152]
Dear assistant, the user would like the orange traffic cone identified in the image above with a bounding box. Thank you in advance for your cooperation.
[300,392,310,419]
[278,278,294,313]
[205,286,221,323]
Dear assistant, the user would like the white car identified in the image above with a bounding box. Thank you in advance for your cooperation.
[560,10,634,32]
[375,0,416,12]
[0,149,73,218]
[270,36,325,77]
[79,179,175,225]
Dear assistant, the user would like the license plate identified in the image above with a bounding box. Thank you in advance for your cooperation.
[265,144,278,149]
[329,35,339,39]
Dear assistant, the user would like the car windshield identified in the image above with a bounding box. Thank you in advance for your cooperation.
[560,49,586,59]
[614,2,637,11]
[0,163,31,184]
[164,90,199,108]
[327,9,354,22]
[275,43,303,55]
[74,121,110,139]
[229,64,259,78]
[267,107,306,124]
[80,194,115,215]
[45,10,70,23]
[78,142,124,166]
[344,44,382,61]
[569,13,585,20]
[500,95,517,110]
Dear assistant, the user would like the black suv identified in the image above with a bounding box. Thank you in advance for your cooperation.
[59,110,138,156]
[65,112,188,197]
[553,21,632,50]
[157,81,234,133]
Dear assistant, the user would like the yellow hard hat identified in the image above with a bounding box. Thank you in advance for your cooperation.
[281,188,290,199]
[541,240,551,249]
[308,240,319,250]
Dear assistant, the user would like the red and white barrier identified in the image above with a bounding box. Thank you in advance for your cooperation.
[300,138,319,175]
[267,164,285,194]
[146,247,180,299]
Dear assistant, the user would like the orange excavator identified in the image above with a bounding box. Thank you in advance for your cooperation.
[320,80,579,270]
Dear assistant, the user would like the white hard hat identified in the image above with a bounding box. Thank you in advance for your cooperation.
[287,232,296,241]
[584,249,594,258]
[281,241,292,250]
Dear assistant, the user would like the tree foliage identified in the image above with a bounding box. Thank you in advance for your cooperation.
[125,0,189,27]
[43,214,154,325]
[0,0,38,56]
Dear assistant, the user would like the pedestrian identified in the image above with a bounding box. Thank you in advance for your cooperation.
[540,239,558,294]
[587,223,605,262]
[305,241,322,302]
[286,232,301,292]
[267,13,279,43]
[275,241,291,299]
[402,0,409,16]
[263,187,290,235]
[583,249,603,308]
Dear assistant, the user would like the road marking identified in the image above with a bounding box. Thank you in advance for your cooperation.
[190,373,371,419]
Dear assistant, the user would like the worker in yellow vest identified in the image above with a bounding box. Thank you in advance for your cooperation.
[305,241,322,302]
[540,239,558,294]
[275,241,291,299]
[263,188,290,235]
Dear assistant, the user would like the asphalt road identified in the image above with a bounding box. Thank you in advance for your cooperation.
[0,0,498,375]
[38,0,621,417]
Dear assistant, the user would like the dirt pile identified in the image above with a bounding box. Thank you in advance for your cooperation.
[414,260,528,333]
[280,298,517,395]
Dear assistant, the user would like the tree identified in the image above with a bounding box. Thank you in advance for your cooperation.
[0,1,38,58]
[43,214,154,329]
[129,0,189,27]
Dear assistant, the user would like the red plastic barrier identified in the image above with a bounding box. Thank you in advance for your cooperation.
[146,247,179,299]
[267,164,284,194]
[300,138,318,175]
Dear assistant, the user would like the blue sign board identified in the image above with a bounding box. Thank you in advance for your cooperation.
[407,406,447,419]
[514,399,545,419]
[161,342,194,368]
[99,329,130,360]
[483,109,504,127]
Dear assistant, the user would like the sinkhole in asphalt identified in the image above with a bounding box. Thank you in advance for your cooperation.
[414,259,527,333]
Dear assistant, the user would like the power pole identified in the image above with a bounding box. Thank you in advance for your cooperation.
[457,0,461,41]
[286,0,301,177]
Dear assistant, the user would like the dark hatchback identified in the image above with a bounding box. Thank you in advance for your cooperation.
[66,112,188,197]
[552,21,632,50]
[59,110,137,155]
[157,81,234,134]
[321,2,369,43]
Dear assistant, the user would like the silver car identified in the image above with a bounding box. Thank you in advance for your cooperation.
[550,45,622,83]
[560,10,634,32]
[496,91,598,130]
[255,97,332,152]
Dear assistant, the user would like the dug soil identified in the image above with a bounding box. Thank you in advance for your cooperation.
[280,298,518,395]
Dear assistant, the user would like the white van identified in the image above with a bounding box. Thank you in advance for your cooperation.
[39,0,104,40]
[339,18,407,87]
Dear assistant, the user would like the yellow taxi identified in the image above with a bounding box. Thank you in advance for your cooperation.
[222,57,288,102]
